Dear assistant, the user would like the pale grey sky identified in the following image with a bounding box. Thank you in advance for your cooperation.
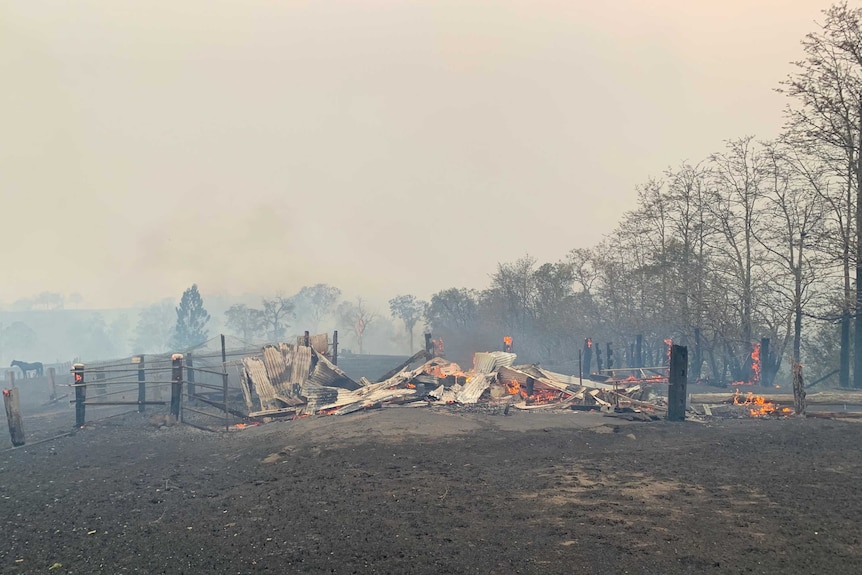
[0,0,834,309]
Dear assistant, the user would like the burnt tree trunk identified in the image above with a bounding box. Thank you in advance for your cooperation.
[793,362,806,415]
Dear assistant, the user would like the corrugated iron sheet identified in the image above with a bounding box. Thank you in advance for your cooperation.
[473,352,517,374]
[307,350,360,390]
[455,373,492,404]
[262,345,292,396]
[292,346,313,390]
[243,357,278,410]
[240,369,254,411]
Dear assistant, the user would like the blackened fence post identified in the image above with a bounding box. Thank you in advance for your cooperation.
[47,367,57,402]
[186,352,196,399]
[582,339,593,376]
[171,354,183,421]
[578,348,583,386]
[73,363,86,428]
[3,388,25,446]
[136,355,146,413]
[332,331,339,365]
[304,331,310,347]
[595,345,603,373]
[221,334,229,432]
[425,332,433,359]
[668,345,688,422]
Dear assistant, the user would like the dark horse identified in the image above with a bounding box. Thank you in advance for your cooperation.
[10,360,43,378]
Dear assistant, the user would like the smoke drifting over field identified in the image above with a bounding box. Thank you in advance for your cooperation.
[0,0,833,310]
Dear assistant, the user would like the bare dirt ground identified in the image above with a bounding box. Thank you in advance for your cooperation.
[1,406,861,575]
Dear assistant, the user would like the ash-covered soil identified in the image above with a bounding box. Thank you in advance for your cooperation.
[1,408,861,575]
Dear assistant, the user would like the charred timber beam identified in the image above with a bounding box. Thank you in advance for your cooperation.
[377,349,429,383]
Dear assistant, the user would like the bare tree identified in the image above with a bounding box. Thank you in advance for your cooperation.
[338,297,377,354]
[707,137,768,381]
[755,143,826,373]
[781,2,862,386]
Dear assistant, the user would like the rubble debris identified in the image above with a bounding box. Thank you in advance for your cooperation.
[238,338,669,421]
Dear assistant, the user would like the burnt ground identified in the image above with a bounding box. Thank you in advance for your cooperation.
[1,407,861,575]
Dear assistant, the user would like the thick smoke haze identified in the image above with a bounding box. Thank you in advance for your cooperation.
[1,0,833,310]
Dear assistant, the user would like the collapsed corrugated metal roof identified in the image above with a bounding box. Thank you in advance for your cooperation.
[238,337,666,419]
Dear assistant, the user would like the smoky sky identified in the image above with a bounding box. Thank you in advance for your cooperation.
[0,0,833,309]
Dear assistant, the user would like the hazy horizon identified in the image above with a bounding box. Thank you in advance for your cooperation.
[1,0,835,310]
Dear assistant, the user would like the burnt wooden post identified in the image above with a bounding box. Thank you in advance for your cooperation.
[73,363,86,428]
[332,331,339,365]
[578,348,583,385]
[3,388,25,446]
[760,337,771,386]
[6,371,15,389]
[170,354,183,421]
[424,332,433,359]
[595,345,604,373]
[221,334,229,432]
[304,331,310,347]
[582,338,593,375]
[186,352,196,399]
[47,367,57,401]
[667,345,688,422]
[134,355,146,413]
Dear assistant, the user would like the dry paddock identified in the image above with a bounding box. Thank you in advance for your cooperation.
[0,407,861,575]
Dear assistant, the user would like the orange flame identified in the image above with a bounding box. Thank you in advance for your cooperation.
[501,379,565,405]
[751,342,761,385]
[732,390,779,417]
[730,342,762,386]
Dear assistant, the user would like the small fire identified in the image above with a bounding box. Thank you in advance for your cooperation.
[586,338,593,348]
[526,389,561,405]
[664,338,673,367]
[501,380,565,405]
[730,342,762,386]
[732,390,780,417]
[751,342,761,385]
[231,422,262,430]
